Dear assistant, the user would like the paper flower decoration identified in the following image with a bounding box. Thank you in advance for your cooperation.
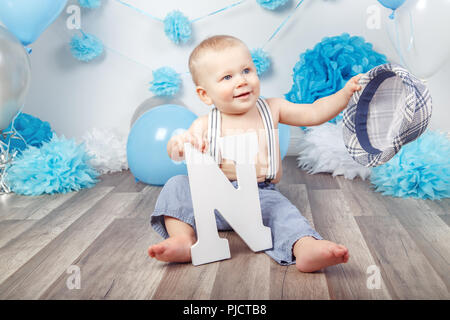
[5,135,99,196]
[163,10,192,44]
[251,48,271,76]
[285,33,387,124]
[0,113,53,152]
[78,0,101,9]
[370,131,450,200]
[297,122,371,180]
[70,31,104,62]
[81,128,128,174]
[256,0,289,10]
[149,66,181,96]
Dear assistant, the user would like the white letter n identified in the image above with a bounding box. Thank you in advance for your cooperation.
[185,132,273,266]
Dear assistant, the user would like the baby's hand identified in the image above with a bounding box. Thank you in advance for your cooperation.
[343,74,363,99]
[169,131,209,161]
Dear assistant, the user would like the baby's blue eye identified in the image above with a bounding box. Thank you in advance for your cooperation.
[223,75,232,80]
[243,68,250,74]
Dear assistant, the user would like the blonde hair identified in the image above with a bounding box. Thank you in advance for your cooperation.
[188,35,246,86]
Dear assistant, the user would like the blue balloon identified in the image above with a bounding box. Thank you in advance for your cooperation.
[377,0,406,10]
[279,123,290,160]
[0,0,68,46]
[377,0,406,18]
[127,104,198,186]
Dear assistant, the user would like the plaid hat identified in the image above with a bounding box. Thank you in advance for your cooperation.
[342,63,432,167]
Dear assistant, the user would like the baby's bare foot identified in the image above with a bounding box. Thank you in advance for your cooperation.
[148,234,195,263]
[293,237,350,273]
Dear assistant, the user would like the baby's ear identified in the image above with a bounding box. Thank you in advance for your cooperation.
[196,86,213,105]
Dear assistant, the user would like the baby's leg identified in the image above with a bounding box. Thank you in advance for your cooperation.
[293,236,350,273]
[148,216,196,262]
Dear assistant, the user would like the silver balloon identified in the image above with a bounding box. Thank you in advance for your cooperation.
[0,26,31,131]
[130,96,186,128]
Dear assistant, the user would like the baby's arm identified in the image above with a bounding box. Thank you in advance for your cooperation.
[268,75,362,127]
[167,115,208,161]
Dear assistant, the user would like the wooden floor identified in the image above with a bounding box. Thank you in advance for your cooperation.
[0,156,449,300]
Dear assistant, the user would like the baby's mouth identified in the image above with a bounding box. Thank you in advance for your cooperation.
[233,91,251,99]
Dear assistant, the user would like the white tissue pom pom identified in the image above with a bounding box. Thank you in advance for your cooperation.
[81,128,128,174]
[297,122,371,180]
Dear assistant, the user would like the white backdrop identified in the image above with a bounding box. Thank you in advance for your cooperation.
[20,0,450,153]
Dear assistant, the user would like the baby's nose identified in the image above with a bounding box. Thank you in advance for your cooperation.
[237,75,248,87]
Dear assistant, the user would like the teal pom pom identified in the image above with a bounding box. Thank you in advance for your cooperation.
[370,131,450,200]
[251,48,271,76]
[0,113,52,152]
[164,10,192,44]
[257,0,289,10]
[78,0,101,8]
[285,33,387,126]
[149,67,181,97]
[5,135,99,196]
[70,32,103,62]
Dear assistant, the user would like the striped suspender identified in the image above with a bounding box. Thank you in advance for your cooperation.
[207,98,277,180]
[207,107,222,164]
[256,98,277,181]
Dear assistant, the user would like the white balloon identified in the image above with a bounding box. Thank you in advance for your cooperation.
[0,26,31,130]
[385,0,450,79]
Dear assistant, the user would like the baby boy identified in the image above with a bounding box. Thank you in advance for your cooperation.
[148,35,361,272]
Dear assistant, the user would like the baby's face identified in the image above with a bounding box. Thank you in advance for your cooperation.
[195,44,260,115]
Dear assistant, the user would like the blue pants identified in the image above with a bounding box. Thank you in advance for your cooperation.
[150,175,323,265]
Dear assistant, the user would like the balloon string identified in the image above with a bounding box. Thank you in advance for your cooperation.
[262,0,306,49]
[191,0,247,23]
[112,0,163,22]
[113,0,247,23]
[406,9,415,52]
[385,15,406,67]
[90,35,191,76]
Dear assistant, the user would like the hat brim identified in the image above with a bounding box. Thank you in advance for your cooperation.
[342,63,432,167]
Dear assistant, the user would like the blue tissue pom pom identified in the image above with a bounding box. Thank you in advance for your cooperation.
[164,10,192,44]
[285,33,387,125]
[251,48,271,76]
[370,131,450,200]
[78,0,101,9]
[0,113,53,153]
[70,32,103,62]
[5,135,99,196]
[257,0,289,10]
[149,67,181,97]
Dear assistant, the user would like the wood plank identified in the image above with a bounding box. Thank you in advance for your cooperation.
[0,193,44,210]
[0,186,114,287]
[279,156,307,185]
[3,192,77,221]
[277,184,330,300]
[439,214,450,227]
[125,185,162,219]
[0,192,141,299]
[210,232,272,300]
[423,198,450,216]
[112,170,147,193]
[356,215,449,299]
[41,218,166,299]
[151,236,223,300]
[336,176,390,217]
[94,170,128,188]
[0,220,36,249]
[308,189,392,299]
[280,156,340,189]
[382,196,450,292]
